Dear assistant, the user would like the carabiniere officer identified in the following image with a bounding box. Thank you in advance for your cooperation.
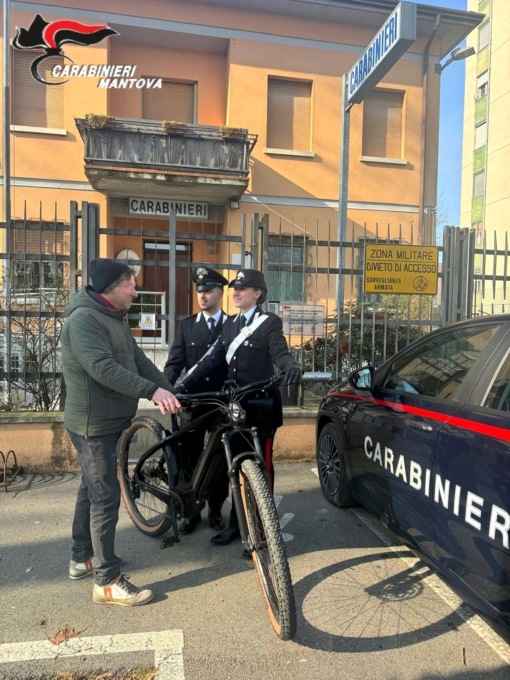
[164,265,230,533]
[179,268,302,551]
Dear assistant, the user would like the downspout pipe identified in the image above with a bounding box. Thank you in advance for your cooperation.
[419,13,441,245]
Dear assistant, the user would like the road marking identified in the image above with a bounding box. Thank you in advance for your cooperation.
[351,508,510,666]
[227,494,295,541]
[275,495,294,541]
[311,465,510,664]
[0,630,184,679]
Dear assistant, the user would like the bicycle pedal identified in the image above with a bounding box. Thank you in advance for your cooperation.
[160,535,180,549]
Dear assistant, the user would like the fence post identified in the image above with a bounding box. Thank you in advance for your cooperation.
[259,214,269,277]
[441,226,475,324]
[251,213,259,271]
[69,201,79,294]
[168,210,177,346]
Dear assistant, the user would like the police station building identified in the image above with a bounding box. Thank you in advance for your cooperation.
[3,0,482,323]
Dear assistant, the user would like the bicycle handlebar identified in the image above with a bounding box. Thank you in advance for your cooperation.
[175,374,284,407]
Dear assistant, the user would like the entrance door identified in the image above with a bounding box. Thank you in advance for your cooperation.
[143,242,192,339]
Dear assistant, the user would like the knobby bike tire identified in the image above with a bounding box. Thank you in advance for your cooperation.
[239,458,297,640]
[118,416,173,537]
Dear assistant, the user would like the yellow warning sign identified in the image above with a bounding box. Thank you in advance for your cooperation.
[139,313,156,330]
[364,244,439,295]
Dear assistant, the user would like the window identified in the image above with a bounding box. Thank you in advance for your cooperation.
[477,71,488,99]
[362,90,404,159]
[266,77,312,151]
[474,122,487,149]
[267,235,305,302]
[383,324,501,400]
[472,221,484,245]
[12,50,64,128]
[473,171,485,198]
[13,261,64,291]
[478,21,490,51]
[142,80,195,123]
[483,350,510,411]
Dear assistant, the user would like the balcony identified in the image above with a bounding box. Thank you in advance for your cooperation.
[75,117,258,204]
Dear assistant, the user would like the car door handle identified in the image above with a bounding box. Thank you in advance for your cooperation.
[404,417,434,433]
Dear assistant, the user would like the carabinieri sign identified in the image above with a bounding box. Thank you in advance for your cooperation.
[347,2,416,105]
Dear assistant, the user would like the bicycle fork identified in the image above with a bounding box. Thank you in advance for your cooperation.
[221,427,266,551]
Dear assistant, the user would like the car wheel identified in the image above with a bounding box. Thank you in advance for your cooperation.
[317,423,355,507]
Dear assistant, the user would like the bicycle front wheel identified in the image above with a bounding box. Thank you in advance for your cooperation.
[239,459,297,640]
[118,416,173,537]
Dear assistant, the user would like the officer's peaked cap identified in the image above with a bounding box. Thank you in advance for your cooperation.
[192,266,229,291]
[228,269,267,292]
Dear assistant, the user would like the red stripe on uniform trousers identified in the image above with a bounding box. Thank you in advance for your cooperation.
[265,436,273,487]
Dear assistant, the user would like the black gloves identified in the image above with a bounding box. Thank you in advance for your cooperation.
[282,365,302,385]
[177,382,189,395]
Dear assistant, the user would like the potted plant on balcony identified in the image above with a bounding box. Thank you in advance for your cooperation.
[220,125,244,139]
[85,113,113,129]
[162,120,188,134]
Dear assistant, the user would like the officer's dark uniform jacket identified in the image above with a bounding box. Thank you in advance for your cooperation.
[181,305,300,431]
[164,310,228,391]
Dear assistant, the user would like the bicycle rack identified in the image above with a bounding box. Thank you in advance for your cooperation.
[0,450,22,491]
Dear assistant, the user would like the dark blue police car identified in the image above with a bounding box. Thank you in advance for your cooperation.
[316,314,510,640]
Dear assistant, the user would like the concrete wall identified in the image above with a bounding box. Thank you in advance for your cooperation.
[0,408,316,474]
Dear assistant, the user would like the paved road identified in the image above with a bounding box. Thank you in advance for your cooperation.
[1,463,508,679]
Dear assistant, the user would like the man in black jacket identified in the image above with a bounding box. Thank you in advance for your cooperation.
[164,266,230,533]
[180,269,302,547]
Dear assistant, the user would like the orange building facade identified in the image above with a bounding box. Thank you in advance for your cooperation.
[1,0,482,321]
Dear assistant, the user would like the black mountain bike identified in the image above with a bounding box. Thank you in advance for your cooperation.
[118,375,297,640]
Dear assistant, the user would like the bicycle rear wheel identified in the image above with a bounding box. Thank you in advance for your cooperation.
[118,416,173,537]
[239,458,296,640]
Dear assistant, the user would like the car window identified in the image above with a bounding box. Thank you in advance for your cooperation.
[383,324,502,400]
[483,349,510,412]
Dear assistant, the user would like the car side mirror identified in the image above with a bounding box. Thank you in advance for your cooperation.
[349,367,374,391]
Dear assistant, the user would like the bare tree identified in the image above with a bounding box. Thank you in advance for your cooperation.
[435,190,451,246]
[0,276,69,411]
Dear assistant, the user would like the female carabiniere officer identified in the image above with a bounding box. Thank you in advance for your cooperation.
[180,269,302,547]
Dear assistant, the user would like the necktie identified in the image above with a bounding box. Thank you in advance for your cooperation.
[207,317,216,341]
[239,315,246,330]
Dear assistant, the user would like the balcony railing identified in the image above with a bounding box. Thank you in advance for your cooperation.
[76,117,258,176]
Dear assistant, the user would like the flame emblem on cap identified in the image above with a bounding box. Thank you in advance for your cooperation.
[196,267,208,279]
[237,271,245,280]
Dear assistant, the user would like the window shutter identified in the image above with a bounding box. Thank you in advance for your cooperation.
[478,21,490,51]
[267,78,311,151]
[142,81,195,123]
[362,90,404,158]
[473,171,485,197]
[474,122,487,149]
[12,51,64,128]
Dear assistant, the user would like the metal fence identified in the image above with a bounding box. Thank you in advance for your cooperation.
[259,217,443,386]
[0,200,508,410]
[0,205,71,409]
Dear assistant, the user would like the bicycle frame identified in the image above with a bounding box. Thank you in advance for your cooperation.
[130,378,278,550]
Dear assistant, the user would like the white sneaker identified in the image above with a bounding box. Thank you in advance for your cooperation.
[69,557,94,580]
[93,574,154,607]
